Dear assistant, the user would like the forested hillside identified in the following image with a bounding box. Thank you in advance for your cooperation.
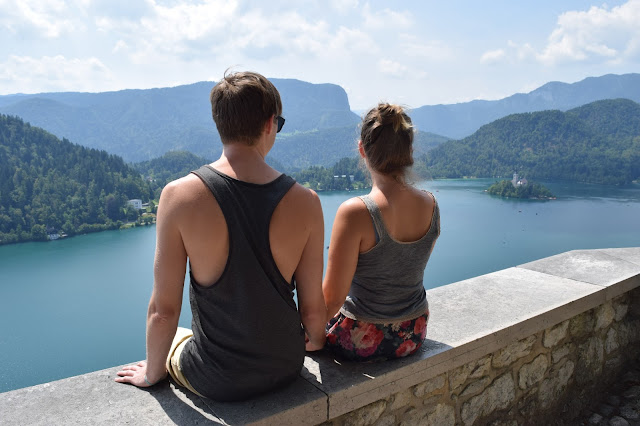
[421,99,640,185]
[133,150,211,198]
[0,79,360,163]
[291,157,369,191]
[0,115,151,245]
[269,126,448,169]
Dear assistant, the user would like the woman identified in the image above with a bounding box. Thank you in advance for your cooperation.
[323,103,440,361]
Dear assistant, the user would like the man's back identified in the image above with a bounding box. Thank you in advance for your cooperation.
[115,70,326,400]
[163,156,322,290]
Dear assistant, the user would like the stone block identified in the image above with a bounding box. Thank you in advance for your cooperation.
[448,356,491,392]
[490,420,518,426]
[609,416,630,426]
[576,336,604,385]
[461,373,515,425]
[605,355,623,372]
[518,249,640,287]
[398,404,454,426]
[460,376,491,397]
[448,365,468,393]
[539,360,575,408]
[389,389,413,411]
[412,374,445,398]
[373,414,397,426]
[618,322,631,347]
[492,335,537,368]
[517,389,539,418]
[599,403,616,416]
[340,400,387,426]
[620,403,640,420]
[587,413,603,425]
[543,320,569,348]
[605,328,619,354]
[518,354,549,390]
[595,302,615,331]
[570,310,595,338]
[468,356,492,379]
[623,386,640,399]
[630,320,640,342]
[552,343,573,364]
[614,301,629,322]
[631,289,640,317]
[0,364,329,426]
[607,395,622,406]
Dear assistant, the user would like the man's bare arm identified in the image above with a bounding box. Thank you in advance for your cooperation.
[116,181,187,386]
[294,189,327,351]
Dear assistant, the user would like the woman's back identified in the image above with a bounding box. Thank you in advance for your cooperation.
[323,102,441,362]
[359,186,436,251]
[340,190,440,323]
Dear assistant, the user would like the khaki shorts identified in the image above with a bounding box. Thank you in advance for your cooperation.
[166,327,203,397]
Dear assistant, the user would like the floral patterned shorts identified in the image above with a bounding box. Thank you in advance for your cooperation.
[325,311,429,362]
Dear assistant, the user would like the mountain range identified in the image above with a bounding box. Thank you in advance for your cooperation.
[0,79,360,163]
[1,73,638,166]
[422,98,640,185]
[410,73,640,139]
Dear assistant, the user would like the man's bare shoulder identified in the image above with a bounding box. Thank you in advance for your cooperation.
[285,182,322,208]
[160,174,210,209]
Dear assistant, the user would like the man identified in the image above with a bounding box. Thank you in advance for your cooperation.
[116,71,327,401]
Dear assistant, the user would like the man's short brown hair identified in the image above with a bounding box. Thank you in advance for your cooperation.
[210,71,282,145]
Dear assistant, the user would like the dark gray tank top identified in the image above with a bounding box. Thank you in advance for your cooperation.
[180,165,305,401]
[340,193,440,322]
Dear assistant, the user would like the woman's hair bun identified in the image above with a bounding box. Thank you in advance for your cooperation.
[360,103,414,178]
[377,103,413,133]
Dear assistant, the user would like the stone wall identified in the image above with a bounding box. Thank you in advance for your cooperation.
[324,288,640,426]
[2,248,639,425]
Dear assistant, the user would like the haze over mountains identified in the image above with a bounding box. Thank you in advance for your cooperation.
[410,73,640,139]
[0,79,360,163]
[0,73,638,171]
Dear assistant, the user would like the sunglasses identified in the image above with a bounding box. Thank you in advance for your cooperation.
[276,116,285,133]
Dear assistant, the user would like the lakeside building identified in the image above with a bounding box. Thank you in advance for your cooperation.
[127,199,143,210]
[511,172,528,187]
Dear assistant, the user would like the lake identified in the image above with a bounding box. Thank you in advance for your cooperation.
[1,179,639,393]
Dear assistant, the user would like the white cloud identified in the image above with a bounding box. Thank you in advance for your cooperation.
[537,0,640,64]
[378,59,427,80]
[95,1,378,65]
[481,1,640,67]
[362,5,413,29]
[399,35,453,62]
[507,40,537,61]
[0,55,115,94]
[329,0,358,14]
[480,49,506,64]
[379,59,408,77]
[0,0,81,38]
[112,40,129,54]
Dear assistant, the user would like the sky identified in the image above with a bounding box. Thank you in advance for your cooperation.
[0,0,639,110]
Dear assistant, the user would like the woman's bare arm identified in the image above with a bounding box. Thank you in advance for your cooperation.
[322,198,366,321]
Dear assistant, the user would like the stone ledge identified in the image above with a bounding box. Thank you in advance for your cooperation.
[1,247,638,425]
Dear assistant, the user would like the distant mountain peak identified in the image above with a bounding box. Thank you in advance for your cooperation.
[409,73,640,139]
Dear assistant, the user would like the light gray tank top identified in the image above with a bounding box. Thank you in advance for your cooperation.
[340,193,440,323]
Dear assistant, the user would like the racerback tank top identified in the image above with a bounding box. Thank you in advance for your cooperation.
[180,165,305,401]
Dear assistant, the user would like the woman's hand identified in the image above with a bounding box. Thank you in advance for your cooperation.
[114,360,166,387]
[305,332,325,352]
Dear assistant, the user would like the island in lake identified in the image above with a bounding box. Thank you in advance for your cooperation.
[486,173,556,200]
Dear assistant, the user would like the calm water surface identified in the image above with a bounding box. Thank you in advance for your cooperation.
[1,179,639,392]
